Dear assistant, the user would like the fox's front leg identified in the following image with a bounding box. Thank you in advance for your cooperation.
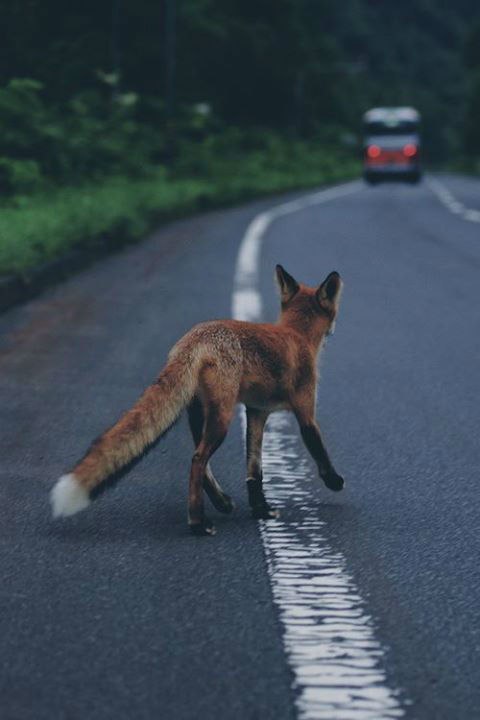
[246,407,279,519]
[293,400,344,492]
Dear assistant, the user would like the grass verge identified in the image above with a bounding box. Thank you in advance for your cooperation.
[0,146,358,278]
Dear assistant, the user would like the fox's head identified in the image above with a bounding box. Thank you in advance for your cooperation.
[275,265,343,338]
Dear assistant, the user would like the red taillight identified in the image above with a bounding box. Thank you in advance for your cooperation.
[366,144,381,159]
[403,143,417,158]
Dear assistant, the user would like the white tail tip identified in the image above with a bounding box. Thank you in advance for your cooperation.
[51,474,90,518]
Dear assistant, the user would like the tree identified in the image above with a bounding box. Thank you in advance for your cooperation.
[464,19,480,158]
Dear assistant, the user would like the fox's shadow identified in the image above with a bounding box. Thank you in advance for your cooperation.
[43,480,351,544]
[43,493,247,544]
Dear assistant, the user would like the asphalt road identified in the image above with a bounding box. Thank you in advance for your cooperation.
[1,173,479,720]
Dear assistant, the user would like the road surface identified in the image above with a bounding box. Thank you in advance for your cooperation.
[1,173,479,720]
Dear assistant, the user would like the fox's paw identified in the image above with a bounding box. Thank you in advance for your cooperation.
[217,493,235,514]
[189,517,217,537]
[323,472,345,492]
[206,490,235,515]
[251,502,280,520]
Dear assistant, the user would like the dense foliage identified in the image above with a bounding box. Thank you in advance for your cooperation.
[0,1,478,274]
[1,1,478,163]
[0,144,357,275]
[464,19,480,164]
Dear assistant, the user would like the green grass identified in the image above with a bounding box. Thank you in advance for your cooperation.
[0,146,358,277]
[447,158,480,176]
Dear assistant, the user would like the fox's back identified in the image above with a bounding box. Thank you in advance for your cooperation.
[233,320,315,409]
[171,319,315,410]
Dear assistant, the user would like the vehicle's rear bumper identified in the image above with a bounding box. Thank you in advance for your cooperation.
[364,163,421,183]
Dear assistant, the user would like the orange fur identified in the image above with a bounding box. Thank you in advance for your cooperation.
[52,265,344,534]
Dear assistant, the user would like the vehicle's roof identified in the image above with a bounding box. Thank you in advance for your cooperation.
[363,107,420,122]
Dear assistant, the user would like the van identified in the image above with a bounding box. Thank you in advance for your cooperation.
[363,107,421,184]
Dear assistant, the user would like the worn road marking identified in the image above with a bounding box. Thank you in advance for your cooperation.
[232,181,406,719]
[427,177,480,223]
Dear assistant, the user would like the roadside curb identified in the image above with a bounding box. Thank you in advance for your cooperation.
[0,200,197,314]
[0,235,127,315]
[0,175,358,316]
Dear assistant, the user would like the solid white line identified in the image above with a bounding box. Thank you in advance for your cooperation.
[232,181,363,322]
[427,177,480,223]
[232,182,406,720]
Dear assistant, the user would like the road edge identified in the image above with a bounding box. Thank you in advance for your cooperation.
[0,178,359,316]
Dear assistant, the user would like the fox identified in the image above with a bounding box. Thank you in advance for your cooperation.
[50,265,345,536]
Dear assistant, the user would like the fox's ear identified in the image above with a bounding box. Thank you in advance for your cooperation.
[275,265,299,303]
[316,271,343,311]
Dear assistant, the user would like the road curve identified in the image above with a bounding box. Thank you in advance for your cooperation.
[1,173,479,720]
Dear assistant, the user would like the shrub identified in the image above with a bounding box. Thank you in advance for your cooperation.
[0,158,43,195]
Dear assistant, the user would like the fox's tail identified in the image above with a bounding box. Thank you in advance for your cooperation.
[50,353,198,518]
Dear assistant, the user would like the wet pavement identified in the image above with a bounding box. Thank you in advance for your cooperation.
[1,174,480,719]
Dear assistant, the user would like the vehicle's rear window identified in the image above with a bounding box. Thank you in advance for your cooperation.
[365,120,418,135]
[364,134,418,149]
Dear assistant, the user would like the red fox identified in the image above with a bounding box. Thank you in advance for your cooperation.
[51,265,344,535]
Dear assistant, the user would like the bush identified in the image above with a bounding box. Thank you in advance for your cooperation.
[0,140,358,277]
[0,158,43,195]
[0,78,48,155]
[0,79,359,277]
[0,78,167,191]
[464,71,480,159]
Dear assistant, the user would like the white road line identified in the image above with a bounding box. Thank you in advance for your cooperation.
[427,177,480,223]
[232,181,363,322]
[232,181,406,720]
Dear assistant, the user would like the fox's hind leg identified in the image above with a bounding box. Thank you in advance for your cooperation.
[188,372,236,535]
[293,396,344,492]
[246,407,279,520]
[187,396,234,515]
